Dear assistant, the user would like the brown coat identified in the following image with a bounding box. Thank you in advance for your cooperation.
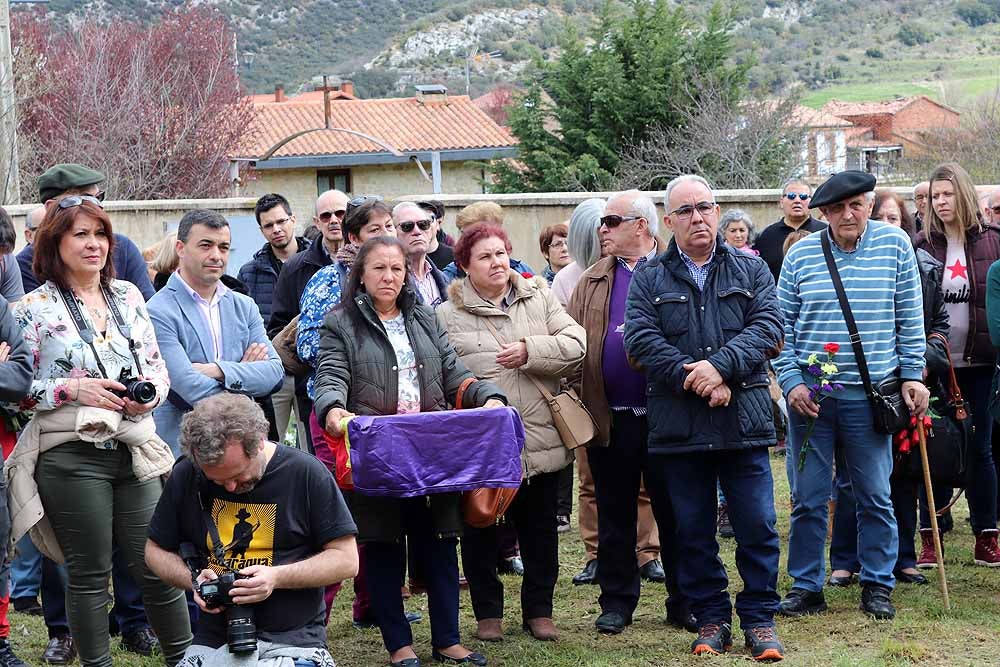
[437,271,586,478]
[566,238,666,447]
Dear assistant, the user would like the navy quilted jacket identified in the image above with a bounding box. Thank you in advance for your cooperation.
[624,236,783,454]
[237,237,310,325]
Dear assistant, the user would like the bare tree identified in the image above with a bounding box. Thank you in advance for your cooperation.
[615,79,808,190]
[899,90,1000,185]
[12,6,256,202]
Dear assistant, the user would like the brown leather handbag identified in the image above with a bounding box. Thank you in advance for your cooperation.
[272,315,312,377]
[455,377,519,528]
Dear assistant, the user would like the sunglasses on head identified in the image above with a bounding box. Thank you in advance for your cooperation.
[785,193,810,201]
[600,214,641,229]
[318,209,347,222]
[58,195,104,210]
[400,219,432,234]
[345,194,384,216]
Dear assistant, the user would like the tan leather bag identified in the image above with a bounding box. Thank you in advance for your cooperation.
[455,377,519,527]
[483,319,596,450]
[272,315,312,377]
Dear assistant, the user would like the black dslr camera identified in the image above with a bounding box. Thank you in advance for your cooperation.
[194,570,257,654]
[113,368,157,404]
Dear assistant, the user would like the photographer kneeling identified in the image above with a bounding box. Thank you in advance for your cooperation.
[145,394,359,666]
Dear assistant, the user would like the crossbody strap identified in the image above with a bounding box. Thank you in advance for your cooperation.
[481,317,556,402]
[927,331,968,420]
[820,230,877,398]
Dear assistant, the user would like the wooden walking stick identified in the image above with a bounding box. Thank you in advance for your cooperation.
[916,420,950,610]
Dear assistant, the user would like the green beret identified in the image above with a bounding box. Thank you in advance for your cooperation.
[37,163,105,203]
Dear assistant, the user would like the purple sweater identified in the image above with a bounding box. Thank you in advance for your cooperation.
[602,262,647,408]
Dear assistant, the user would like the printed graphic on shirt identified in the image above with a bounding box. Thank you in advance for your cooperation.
[207,499,276,572]
[943,258,970,304]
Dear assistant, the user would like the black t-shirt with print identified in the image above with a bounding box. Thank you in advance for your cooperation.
[148,444,357,649]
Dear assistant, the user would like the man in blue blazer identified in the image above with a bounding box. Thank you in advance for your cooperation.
[148,209,283,455]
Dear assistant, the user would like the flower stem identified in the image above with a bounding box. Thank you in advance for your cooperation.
[797,417,817,472]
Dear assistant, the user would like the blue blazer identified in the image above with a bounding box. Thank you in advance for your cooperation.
[147,272,283,454]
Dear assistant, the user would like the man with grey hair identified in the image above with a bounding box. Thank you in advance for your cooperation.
[625,174,785,659]
[566,189,681,636]
[148,210,284,454]
[145,394,359,666]
[393,201,449,307]
[912,181,929,232]
[753,178,826,283]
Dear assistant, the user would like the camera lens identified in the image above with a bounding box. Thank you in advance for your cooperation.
[127,379,157,404]
[226,605,257,654]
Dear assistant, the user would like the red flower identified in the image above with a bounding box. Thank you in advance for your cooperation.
[824,343,840,354]
[521,272,533,279]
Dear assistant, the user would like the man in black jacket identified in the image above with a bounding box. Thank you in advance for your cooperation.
[625,174,785,661]
[753,179,826,283]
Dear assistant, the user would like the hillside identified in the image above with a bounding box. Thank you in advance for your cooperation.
[22,0,1000,108]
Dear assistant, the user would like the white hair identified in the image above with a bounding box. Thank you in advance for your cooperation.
[391,201,425,222]
[663,175,715,211]
[608,190,659,237]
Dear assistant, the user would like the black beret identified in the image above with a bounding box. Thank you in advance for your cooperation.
[809,170,877,209]
[38,163,105,203]
[417,200,445,221]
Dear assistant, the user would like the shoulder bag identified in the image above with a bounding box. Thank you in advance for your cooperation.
[455,377,520,528]
[820,231,911,434]
[272,315,312,378]
[482,318,597,450]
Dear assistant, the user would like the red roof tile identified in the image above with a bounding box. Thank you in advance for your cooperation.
[822,95,958,118]
[237,95,517,159]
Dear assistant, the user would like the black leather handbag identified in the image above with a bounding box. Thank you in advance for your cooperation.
[821,231,911,434]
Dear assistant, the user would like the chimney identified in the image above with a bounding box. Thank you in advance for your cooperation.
[415,84,448,104]
[340,80,355,98]
[274,85,286,103]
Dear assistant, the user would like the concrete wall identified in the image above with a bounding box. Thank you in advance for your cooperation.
[241,162,487,222]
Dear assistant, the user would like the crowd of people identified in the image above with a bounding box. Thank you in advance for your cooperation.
[0,160,996,667]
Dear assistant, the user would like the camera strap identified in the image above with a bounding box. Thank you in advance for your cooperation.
[58,285,144,381]
[197,473,231,569]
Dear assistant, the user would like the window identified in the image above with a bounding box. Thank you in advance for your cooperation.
[317,169,350,195]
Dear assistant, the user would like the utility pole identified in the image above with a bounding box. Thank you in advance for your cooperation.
[0,0,20,204]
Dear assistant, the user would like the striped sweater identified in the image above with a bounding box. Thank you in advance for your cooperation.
[773,220,925,400]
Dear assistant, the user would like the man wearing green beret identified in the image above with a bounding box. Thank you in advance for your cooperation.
[20,164,154,299]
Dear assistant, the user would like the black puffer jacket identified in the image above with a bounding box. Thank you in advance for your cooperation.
[624,236,783,454]
[916,248,950,379]
[313,286,506,543]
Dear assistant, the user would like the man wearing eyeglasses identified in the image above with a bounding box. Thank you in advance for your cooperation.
[393,202,448,308]
[988,186,1000,225]
[19,164,155,300]
[566,190,680,637]
[912,181,929,232]
[624,175,785,661]
[753,179,827,284]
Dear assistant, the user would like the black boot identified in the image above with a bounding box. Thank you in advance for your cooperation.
[860,584,895,619]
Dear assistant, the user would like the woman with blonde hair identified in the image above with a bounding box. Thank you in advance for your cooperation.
[915,162,1000,567]
[150,233,180,291]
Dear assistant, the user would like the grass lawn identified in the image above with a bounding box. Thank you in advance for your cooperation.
[7,454,1000,666]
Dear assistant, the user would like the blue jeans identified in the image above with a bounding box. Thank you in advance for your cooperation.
[10,534,41,600]
[787,398,897,591]
[647,447,780,629]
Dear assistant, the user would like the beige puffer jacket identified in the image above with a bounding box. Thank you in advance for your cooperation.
[437,271,586,478]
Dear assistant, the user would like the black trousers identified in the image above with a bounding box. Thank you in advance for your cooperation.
[462,471,559,621]
[556,462,574,516]
[588,411,685,619]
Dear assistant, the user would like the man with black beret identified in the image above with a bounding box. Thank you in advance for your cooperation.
[22,164,154,299]
[773,170,929,621]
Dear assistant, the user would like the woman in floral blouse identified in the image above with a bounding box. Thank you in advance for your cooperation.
[14,196,191,666]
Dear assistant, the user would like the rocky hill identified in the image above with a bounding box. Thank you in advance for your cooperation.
[23,0,1000,107]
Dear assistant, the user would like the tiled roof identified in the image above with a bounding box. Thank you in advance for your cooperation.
[237,95,517,159]
[787,105,853,128]
[822,95,958,118]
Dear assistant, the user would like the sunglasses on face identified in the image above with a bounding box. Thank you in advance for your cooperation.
[785,193,810,201]
[318,209,347,223]
[600,215,641,229]
[58,195,104,210]
[399,219,432,234]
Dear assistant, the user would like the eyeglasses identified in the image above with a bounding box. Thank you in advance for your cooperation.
[399,219,432,234]
[346,194,384,216]
[600,215,641,229]
[669,201,717,221]
[318,209,346,222]
[58,195,104,210]
[94,190,106,202]
[549,239,568,249]
[784,193,810,201]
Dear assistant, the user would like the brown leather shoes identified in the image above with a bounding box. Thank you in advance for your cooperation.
[41,635,76,665]
[523,617,559,641]
[474,618,503,642]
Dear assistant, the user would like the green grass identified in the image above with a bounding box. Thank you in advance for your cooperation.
[8,455,1000,666]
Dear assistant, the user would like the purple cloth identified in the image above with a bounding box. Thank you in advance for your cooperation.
[602,262,647,408]
[347,407,525,498]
